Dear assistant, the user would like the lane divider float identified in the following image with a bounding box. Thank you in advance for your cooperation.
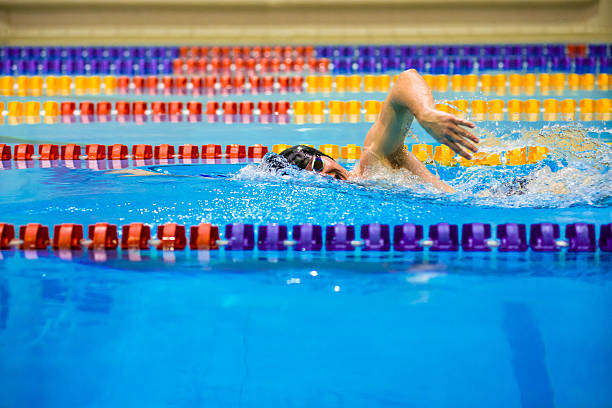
[2,72,609,97]
[1,222,610,254]
[1,98,609,125]
[0,143,551,167]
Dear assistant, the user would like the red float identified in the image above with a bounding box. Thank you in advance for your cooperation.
[209,57,220,72]
[19,223,50,250]
[85,144,106,160]
[169,101,184,115]
[0,144,11,161]
[185,59,196,75]
[52,223,84,249]
[61,101,76,116]
[156,223,187,250]
[201,144,222,159]
[96,101,112,115]
[88,223,119,249]
[219,75,231,90]
[121,223,151,250]
[146,76,159,91]
[61,144,81,160]
[187,101,202,115]
[258,101,274,114]
[116,101,131,115]
[107,144,128,160]
[117,76,130,90]
[79,102,95,115]
[246,58,256,71]
[221,57,232,71]
[262,75,275,89]
[162,76,174,91]
[204,76,217,89]
[132,101,148,115]
[222,101,237,114]
[176,76,188,92]
[0,223,15,249]
[275,101,291,114]
[151,101,167,115]
[291,76,304,89]
[14,144,34,160]
[189,223,220,250]
[234,58,245,72]
[133,76,145,90]
[206,101,219,114]
[38,144,60,160]
[191,76,203,93]
[239,101,254,114]
[132,144,153,160]
[172,58,183,75]
[197,58,207,74]
[233,75,246,89]
[154,144,175,159]
[248,144,269,159]
[277,76,289,89]
[178,144,199,159]
[249,75,261,90]
[225,144,246,158]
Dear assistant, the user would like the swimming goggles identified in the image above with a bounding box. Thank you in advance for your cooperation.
[311,156,325,172]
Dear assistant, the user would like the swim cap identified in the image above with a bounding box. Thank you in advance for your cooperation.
[278,145,333,170]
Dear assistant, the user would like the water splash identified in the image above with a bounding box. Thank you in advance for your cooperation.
[232,124,611,209]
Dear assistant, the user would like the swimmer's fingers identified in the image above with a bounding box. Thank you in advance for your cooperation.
[445,139,473,160]
[452,118,479,143]
[453,116,476,129]
[451,128,478,153]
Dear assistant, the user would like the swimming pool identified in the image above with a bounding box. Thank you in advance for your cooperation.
[1,44,611,407]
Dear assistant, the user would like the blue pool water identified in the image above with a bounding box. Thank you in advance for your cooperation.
[1,89,612,405]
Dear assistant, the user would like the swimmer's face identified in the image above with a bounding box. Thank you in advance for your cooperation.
[305,155,350,181]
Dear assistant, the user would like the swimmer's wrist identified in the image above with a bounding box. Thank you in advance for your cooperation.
[414,107,435,123]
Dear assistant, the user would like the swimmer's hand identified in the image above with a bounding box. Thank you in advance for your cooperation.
[416,108,479,160]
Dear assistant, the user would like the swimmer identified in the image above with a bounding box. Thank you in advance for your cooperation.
[112,69,479,192]
[273,69,478,193]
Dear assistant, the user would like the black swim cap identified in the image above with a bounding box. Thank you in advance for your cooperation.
[279,145,333,170]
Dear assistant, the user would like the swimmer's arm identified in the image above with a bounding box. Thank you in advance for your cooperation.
[394,149,456,193]
[387,69,479,159]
